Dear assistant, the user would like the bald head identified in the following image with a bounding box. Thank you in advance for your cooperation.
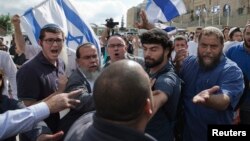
[93,60,152,121]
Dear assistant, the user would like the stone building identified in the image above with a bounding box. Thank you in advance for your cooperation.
[175,0,250,28]
[126,0,250,29]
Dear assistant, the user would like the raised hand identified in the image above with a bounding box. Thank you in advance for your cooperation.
[11,14,21,26]
[134,9,154,30]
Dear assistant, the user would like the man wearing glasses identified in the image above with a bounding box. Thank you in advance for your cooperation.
[104,34,144,67]
[58,43,99,139]
[16,23,68,135]
[12,14,75,77]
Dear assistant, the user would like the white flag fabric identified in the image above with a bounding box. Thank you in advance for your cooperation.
[21,0,100,53]
[146,0,187,23]
[154,23,176,35]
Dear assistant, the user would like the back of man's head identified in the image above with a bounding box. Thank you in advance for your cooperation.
[93,60,152,121]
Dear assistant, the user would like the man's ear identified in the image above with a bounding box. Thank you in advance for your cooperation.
[76,58,80,66]
[164,48,170,58]
[38,40,43,48]
[144,98,153,117]
[125,45,128,51]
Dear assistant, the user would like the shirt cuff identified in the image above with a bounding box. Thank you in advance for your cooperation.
[27,102,50,122]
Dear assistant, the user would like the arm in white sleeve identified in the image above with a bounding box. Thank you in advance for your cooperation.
[0,102,50,140]
[1,51,18,99]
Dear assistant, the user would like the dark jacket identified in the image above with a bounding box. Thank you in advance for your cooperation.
[65,112,157,141]
[58,68,95,139]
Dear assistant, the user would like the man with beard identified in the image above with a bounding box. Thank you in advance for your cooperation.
[58,42,99,138]
[140,28,182,141]
[225,24,250,124]
[64,42,100,93]
[104,34,144,67]
[176,26,244,141]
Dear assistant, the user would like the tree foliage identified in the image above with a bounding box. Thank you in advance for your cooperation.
[0,14,12,35]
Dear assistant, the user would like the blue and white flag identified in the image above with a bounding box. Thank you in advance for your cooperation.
[21,0,100,53]
[146,0,187,23]
[154,23,176,35]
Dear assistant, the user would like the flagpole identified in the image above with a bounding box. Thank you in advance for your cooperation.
[226,4,230,26]
[227,12,229,26]
[211,1,214,25]
[204,7,207,27]
[181,15,183,26]
[212,14,214,25]
[205,12,207,27]
[198,8,201,27]
[218,8,221,26]
[199,14,201,26]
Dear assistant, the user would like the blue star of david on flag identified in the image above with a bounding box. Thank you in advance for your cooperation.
[21,0,100,55]
[66,32,84,46]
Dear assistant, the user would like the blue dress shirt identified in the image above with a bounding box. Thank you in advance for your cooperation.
[0,102,49,140]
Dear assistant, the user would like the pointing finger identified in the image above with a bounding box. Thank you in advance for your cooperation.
[68,89,82,98]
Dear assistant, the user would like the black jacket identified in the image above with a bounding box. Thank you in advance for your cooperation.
[65,112,157,141]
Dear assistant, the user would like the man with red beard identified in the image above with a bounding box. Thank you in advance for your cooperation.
[225,24,250,124]
[140,28,182,141]
[177,26,244,141]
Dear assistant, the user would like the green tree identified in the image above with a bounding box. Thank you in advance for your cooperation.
[0,14,12,35]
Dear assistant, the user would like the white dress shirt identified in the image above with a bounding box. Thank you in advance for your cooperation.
[187,41,198,56]
[0,50,17,99]
[0,102,50,140]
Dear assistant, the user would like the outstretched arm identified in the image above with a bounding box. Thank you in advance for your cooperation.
[0,89,81,140]
[152,90,168,115]
[0,102,50,140]
[193,86,230,110]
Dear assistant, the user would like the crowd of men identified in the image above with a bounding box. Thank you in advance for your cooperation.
[0,9,249,141]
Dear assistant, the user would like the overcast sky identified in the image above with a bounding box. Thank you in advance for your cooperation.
[0,0,143,26]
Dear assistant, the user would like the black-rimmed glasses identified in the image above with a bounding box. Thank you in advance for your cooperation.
[43,38,64,46]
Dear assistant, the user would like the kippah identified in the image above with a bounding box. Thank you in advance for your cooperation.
[228,27,240,37]
[41,24,62,30]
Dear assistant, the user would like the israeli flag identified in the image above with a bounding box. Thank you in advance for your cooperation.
[146,0,187,23]
[154,23,176,35]
[21,0,100,54]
